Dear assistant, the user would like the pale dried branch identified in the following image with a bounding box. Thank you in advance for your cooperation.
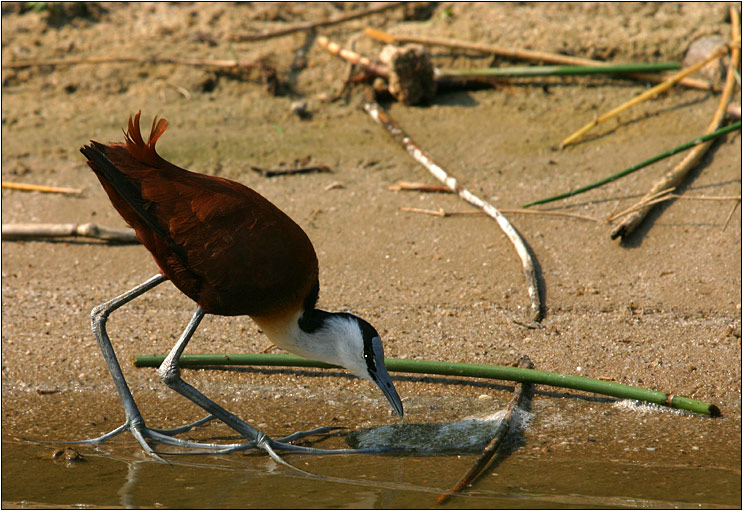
[364,97,543,321]
[2,223,138,243]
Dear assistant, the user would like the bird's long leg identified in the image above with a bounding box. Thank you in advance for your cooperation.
[61,274,167,459]
[62,275,228,457]
[93,274,166,424]
[157,308,269,448]
[157,307,389,465]
[157,308,300,469]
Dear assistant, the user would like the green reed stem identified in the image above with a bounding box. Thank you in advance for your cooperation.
[522,121,741,208]
[437,62,679,79]
[133,353,720,417]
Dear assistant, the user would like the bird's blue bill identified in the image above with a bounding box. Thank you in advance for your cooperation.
[371,337,404,417]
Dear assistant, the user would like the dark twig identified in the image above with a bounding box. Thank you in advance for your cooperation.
[232,2,407,42]
[5,55,278,91]
[437,62,680,79]
[436,356,534,505]
[250,165,331,178]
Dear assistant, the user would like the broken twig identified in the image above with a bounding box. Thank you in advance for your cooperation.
[2,181,82,195]
[364,97,543,321]
[2,223,138,243]
[610,7,741,239]
[389,181,451,192]
[436,356,534,505]
[401,206,478,217]
[324,181,345,191]
[605,188,677,222]
[607,191,742,223]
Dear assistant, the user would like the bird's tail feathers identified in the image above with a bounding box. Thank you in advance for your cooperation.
[123,110,168,167]
[80,142,172,244]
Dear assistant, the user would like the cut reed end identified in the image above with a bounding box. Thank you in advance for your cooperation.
[364,26,396,44]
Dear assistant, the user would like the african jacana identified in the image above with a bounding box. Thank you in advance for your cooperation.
[78,112,402,463]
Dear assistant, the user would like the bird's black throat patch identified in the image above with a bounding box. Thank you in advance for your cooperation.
[296,281,380,378]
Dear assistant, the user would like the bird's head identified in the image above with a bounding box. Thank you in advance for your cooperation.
[294,310,404,417]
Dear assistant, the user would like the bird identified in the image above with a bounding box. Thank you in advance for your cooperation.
[78,111,403,464]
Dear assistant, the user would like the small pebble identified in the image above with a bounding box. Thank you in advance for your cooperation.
[682,35,727,89]
[289,101,310,119]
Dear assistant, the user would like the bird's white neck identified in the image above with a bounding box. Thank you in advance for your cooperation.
[253,303,404,418]
[251,307,368,380]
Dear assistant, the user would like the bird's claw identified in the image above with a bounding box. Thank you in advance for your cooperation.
[51,415,230,461]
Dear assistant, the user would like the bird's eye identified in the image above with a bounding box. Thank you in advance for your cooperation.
[363,338,377,376]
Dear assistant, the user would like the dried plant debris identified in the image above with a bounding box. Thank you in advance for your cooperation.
[379,44,437,105]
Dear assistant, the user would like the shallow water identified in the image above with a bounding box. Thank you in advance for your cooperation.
[2,382,740,509]
[2,437,739,509]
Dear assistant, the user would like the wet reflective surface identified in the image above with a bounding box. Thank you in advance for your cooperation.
[3,429,739,509]
[2,367,741,509]
[3,379,741,509]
